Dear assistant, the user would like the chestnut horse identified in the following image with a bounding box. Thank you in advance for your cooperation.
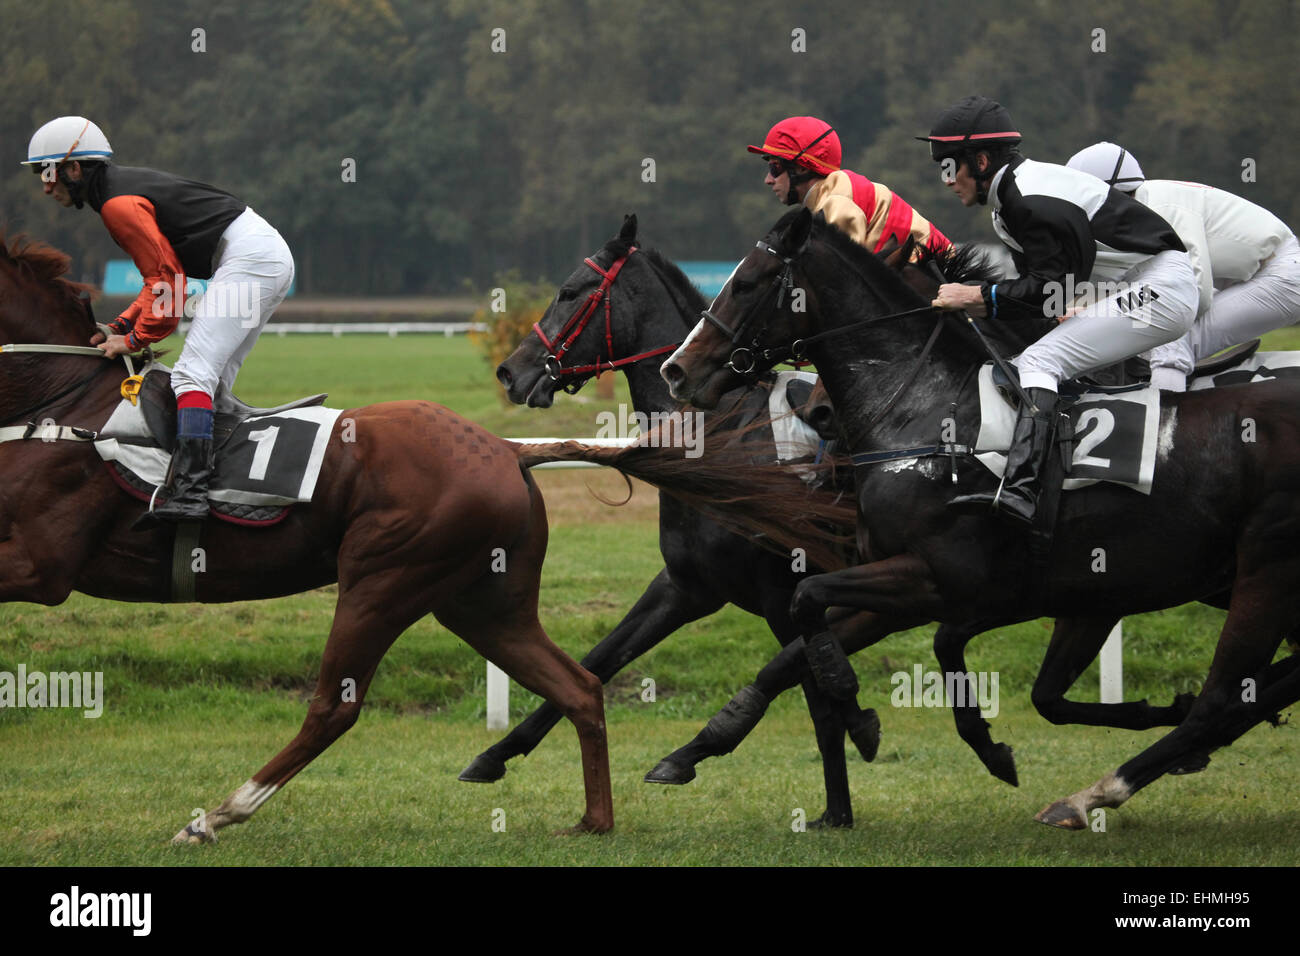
[0,234,611,841]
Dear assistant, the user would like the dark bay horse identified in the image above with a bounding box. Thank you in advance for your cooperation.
[660,207,1300,828]
[639,236,1209,792]
[483,215,876,827]
[0,234,612,840]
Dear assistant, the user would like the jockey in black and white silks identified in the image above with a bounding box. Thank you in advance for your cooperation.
[917,95,1199,526]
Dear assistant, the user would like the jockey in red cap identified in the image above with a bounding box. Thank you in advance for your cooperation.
[749,116,951,255]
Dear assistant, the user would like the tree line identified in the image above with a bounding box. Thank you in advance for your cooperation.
[3,0,1294,295]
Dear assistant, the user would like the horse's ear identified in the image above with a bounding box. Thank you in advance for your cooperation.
[620,214,638,243]
[782,206,815,254]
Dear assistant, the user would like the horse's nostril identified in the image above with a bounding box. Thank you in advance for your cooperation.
[497,365,513,388]
[661,361,683,387]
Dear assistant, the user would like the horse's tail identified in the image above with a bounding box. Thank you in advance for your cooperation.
[514,438,857,573]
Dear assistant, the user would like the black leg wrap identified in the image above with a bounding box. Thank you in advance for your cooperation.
[699,684,770,755]
[804,631,859,701]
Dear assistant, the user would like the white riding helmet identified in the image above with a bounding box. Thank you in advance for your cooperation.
[1066,141,1145,193]
[22,116,113,168]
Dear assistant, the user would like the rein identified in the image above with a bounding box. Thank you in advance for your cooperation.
[532,247,679,392]
[0,342,139,432]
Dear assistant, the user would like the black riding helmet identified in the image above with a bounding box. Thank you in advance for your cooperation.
[918,95,1022,203]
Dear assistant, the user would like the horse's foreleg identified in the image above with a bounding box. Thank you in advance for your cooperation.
[933,621,1018,785]
[460,567,722,783]
[645,609,921,786]
[791,556,946,701]
[172,570,419,844]
[760,592,857,829]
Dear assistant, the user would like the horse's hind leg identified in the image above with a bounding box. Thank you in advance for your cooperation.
[460,567,723,783]
[438,593,613,833]
[1031,616,1197,731]
[172,568,429,844]
[1036,560,1300,830]
[437,479,613,833]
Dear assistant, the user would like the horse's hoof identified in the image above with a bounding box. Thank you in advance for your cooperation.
[984,742,1018,787]
[458,753,508,783]
[846,708,881,762]
[170,822,215,845]
[1169,752,1210,775]
[555,818,613,836]
[644,759,695,785]
[1035,800,1087,830]
[808,810,854,829]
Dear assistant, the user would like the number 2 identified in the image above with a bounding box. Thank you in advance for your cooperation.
[1073,408,1114,469]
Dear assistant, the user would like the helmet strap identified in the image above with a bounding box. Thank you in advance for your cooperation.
[783,163,817,204]
[779,124,836,204]
[57,164,88,210]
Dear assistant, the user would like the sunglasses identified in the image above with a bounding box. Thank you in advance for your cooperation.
[766,159,788,177]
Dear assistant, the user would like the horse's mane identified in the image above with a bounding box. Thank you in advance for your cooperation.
[601,231,707,320]
[916,241,1004,287]
[0,232,96,302]
[640,247,707,310]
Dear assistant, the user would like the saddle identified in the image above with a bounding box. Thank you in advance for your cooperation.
[139,368,328,453]
[990,339,1264,404]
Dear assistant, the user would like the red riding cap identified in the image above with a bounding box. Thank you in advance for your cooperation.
[747,117,841,177]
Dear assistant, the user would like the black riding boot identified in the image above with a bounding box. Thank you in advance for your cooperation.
[153,435,214,520]
[135,403,216,529]
[950,387,1058,525]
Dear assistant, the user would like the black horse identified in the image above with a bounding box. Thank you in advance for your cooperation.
[661,207,1300,828]
[469,215,877,827]
[644,232,1216,791]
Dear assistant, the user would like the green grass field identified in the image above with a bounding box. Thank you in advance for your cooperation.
[0,331,1297,866]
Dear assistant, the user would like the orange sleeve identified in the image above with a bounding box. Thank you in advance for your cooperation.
[99,194,185,347]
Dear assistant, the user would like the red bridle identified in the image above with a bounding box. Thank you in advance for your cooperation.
[533,247,681,389]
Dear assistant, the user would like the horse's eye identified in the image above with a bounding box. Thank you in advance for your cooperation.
[558,287,578,302]
[731,278,754,295]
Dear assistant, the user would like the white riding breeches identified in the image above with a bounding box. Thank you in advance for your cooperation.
[1016,250,1199,393]
[170,207,294,400]
[1146,232,1300,389]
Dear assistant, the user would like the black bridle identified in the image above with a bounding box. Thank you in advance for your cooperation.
[699,236,941,379]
